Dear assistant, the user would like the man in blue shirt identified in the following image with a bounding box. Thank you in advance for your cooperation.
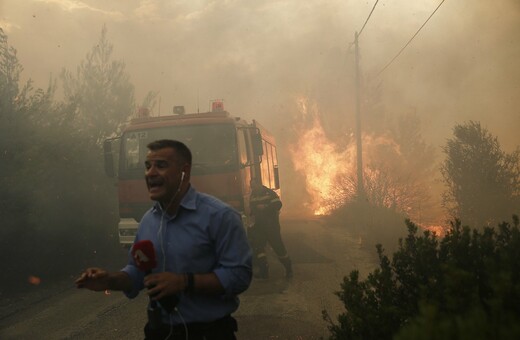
[75,139,252,339]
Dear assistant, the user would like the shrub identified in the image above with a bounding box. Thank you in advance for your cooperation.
[441,121,520,228]
[324,216,520,340]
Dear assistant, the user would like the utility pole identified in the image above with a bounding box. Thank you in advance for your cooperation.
[354,31,365,199]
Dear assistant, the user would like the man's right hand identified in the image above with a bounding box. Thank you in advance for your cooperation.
[75,267,110,291]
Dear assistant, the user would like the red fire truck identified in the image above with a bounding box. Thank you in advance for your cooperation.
[104,101,281,246]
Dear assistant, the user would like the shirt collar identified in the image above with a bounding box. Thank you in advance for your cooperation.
[151,185,197,214]
[180,185,197,211]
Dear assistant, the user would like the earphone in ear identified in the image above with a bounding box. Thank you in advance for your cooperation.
[180,171,185,183]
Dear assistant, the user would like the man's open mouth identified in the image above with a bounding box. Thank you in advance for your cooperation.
[147,180,163,190]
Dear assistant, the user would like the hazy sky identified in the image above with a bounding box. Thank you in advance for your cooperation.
[2,0,520,214]
[2,0,519,146]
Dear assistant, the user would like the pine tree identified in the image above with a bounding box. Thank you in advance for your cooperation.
[61,24,135,145]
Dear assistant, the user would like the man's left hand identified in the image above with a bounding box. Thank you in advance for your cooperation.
[144,272,185,300]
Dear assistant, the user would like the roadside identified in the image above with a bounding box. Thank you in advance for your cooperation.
[235,217,378,339]
[0,217,379,339]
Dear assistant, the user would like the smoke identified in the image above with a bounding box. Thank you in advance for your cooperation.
[2,0,519,213]
[365,0,520,151]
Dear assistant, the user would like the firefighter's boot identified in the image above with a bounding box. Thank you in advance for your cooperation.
[279,255,293,279]
[255,254,269,279]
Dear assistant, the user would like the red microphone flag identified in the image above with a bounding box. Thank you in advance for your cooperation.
[131,240,157,273]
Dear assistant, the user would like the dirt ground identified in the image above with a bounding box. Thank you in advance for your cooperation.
[0,217,379,339]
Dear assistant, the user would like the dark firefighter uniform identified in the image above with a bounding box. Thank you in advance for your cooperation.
[249,183,292,279]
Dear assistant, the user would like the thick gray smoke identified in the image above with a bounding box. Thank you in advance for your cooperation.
[2,0,519,214]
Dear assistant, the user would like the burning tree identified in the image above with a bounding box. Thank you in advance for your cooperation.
[288,96,438,221]
[287,96,441,251]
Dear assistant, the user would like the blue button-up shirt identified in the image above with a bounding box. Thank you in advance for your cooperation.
[121,186,253,325]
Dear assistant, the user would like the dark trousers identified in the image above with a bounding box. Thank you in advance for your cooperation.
[249,223,288,257]
[144,315,237,340]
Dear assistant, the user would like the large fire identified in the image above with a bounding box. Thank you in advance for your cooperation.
[288,96,448,235]
[288,97,356,215]
[288,96,403,215]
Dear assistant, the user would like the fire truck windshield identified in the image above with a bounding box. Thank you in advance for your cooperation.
[119,124,238,178]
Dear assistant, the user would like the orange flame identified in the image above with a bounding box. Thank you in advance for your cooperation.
[288,97,356,215]
[288,97,405,215]
[288,96,447,233]
[28,275,41,285]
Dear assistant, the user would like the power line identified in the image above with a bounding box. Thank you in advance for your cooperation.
[376,0,447,77]
[348,0,379,51]
[358,0,380,38]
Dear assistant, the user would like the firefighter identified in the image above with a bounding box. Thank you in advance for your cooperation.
[248,177,293,279]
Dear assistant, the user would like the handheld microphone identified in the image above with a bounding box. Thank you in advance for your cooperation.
[131,240,179,315]
[131,240,157,274]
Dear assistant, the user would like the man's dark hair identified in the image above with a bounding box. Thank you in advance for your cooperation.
[147,139,192,164]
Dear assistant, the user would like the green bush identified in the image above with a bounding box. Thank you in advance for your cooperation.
[324,216,520,340]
